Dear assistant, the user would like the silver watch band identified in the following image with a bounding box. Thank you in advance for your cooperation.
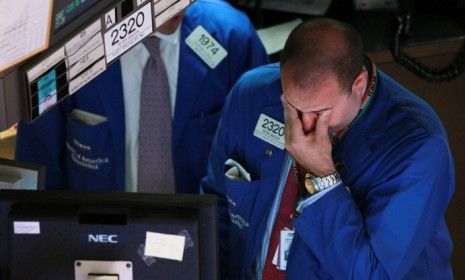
[304,171,341,195]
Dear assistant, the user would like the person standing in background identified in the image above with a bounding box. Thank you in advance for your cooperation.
[15,0,269,193]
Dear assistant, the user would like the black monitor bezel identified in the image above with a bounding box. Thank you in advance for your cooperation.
[0,189,219,280]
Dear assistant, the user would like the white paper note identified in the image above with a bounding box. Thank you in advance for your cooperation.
[14,221,41,234]
[144,231,186,261]
[0,0,52,73]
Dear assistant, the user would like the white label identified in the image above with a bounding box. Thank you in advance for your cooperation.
[68,44,105,79]
[279,229,294,270]
[253,113,285,150]
[104,3,153,63]
[144,231,186,261]
[27,47,65,82]
[185,25,228,69]
[69,58,106,94]
[65,20,102,56]
[154,0,189,28]
[104,8,116,29]
[154,0,178,15]
[68,45,105,80]
[14,221,40,234]
[67,33,104,66]
[137,0,147,6]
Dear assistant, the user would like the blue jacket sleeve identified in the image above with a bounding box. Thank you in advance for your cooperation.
[292,136,454,279]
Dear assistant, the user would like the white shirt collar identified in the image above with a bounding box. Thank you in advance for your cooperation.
[152,23,181,45]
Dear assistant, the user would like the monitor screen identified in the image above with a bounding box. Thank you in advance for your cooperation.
[0,190,219,280]
[53,0,101,33]
[49,0,117,45]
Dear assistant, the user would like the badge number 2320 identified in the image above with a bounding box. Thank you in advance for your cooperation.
[253,114,285,150]
[261,117,285,137]
[104,3,153,63]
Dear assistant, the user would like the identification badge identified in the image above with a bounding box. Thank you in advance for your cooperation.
[185,26,228,69]
[253,113,285,150]
[279,229,294,270]
[103,3,153,63]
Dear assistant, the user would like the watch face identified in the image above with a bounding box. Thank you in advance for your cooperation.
[304,176,317,195]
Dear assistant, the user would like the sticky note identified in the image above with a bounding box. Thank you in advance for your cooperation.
[144,231,186,261]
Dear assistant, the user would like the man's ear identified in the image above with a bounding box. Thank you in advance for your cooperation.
[352,68,368,97]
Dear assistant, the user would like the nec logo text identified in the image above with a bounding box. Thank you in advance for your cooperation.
[88,234,118,243]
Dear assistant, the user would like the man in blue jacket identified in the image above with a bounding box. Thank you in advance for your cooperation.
[201,18,455,279]
[15,0,269,193]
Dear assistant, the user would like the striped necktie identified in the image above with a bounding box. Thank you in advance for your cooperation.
[262,166,300,279]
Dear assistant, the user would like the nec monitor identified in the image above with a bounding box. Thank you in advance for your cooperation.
[0,190,219,280]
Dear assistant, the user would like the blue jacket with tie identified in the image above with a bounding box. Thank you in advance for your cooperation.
[201,63,455,279]
[15,0,269,193]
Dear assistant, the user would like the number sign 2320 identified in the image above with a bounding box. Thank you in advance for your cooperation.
[104,3,153,63]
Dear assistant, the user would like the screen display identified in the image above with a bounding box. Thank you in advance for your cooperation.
[53,0,100,32]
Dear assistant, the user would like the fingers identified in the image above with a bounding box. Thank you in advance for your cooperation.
[281,95,299,123]
[281,95,303,139]
[315,110,331,142]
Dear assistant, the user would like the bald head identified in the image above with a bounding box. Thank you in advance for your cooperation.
[280,18,364,91]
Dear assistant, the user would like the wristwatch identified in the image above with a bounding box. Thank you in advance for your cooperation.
[304,171,341,195]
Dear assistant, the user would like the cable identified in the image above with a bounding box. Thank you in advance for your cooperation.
[392,14,465,82]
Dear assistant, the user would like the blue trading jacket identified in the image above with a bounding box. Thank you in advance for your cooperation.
[15,0,269,193]
[201,62,455,279]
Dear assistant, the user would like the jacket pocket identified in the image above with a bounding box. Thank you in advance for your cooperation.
[225,177,260,231]
[225,176,260,278]
[65,112,116,190]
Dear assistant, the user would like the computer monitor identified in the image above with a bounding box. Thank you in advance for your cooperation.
[0,190,219,280]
